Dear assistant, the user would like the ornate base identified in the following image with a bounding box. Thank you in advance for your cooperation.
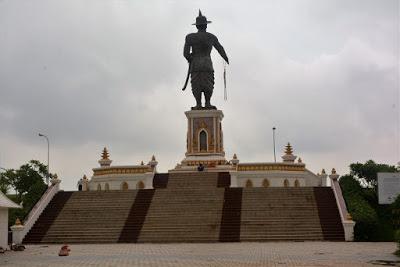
[174,109,229,171]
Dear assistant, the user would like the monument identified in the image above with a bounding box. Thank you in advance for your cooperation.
[175,11,231,171]
[17,11,354,245]
[182,10,229,110]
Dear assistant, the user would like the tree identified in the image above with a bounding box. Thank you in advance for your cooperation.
[350,160,397,189]
[2,160,49,226]
[0,172,10,194]
[340,160,399,241]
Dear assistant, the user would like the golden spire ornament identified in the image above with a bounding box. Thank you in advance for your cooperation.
[285,143,293,155]
[101,147,110,160]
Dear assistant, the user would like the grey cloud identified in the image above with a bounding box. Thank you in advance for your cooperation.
[0,0,398,190]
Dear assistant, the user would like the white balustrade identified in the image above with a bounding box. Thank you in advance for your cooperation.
[11,178,61,244]
[329,172,355,241]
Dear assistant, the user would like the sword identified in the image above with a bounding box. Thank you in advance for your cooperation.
[182,62,191,91]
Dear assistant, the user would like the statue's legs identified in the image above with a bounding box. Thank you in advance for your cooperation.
[190,72,215,109]
[192,88,202,109]
[204,72,216,109]
[190,72,202,109]
[204,90,215,109]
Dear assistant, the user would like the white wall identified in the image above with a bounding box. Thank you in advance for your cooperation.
[0,208,8,249]
[89,173,154,191]
[232,170,322,187]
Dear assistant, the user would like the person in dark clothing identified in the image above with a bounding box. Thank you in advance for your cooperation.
[77,178,83,191]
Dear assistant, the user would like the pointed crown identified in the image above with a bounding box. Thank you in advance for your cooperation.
[192,10,212,25]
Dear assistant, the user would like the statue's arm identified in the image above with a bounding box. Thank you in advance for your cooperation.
[183,36,192,63]
[213,37,229,64]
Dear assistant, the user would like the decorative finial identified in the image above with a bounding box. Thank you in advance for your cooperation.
[346,213,353,220]
[199,9,202,16]
[321,168,326,174]
[151,155,156,161]
[285,143,293,155]
[83,174,87,180]
[282,143,297,163]
[15,218,22,226]
[53,173,58,179]
[98,147,112,167]
[231,153,239,165]
[331,168,336,174]
[298,157,302,163]
[141,161,144,165]
[101,147,110,160]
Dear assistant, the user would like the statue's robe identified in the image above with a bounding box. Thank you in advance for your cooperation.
[184,31,228,100]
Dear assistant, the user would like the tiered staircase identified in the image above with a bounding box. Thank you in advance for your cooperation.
[23,172,344,243]
[24,191,138,243]
[240,187,344,241]
[138,188,225,242]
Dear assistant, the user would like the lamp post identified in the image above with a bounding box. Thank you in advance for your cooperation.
[272,127,276,163]
[38,133,50,185]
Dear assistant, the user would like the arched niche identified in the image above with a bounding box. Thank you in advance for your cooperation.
[245,179,253,188]
[136,181,145,189]
[121,182,129,190]
[294,179,300,187]
[284,179,289,187]
[199,130,208,152]
[97,184,101,191]
[105,183,110,191]
[262,179,270,188]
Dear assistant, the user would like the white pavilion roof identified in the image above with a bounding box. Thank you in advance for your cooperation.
[0,191,21,208]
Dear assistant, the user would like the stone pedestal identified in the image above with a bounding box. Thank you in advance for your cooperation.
[174,109,231,171]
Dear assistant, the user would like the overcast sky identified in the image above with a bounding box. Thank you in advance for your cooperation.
[0,0,399,190]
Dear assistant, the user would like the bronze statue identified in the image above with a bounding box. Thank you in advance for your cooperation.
[183,10,229,110]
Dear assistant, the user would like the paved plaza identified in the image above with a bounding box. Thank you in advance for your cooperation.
[0,242,397,267]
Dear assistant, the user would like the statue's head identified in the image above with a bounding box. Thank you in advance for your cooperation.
[192,10,211,30]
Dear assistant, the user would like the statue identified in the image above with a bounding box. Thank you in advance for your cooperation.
[183,10,229,110]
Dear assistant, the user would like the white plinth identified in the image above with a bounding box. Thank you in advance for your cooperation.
[175,109,231,170]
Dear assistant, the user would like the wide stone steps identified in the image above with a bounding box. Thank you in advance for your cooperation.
[23,172,345,243]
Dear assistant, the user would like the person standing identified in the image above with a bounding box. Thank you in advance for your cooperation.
[77,178,83,191]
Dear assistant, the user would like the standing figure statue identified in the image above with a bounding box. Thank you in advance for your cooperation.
[183,10,229,110]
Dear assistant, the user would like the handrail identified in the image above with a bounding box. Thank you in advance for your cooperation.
[331,178,349,221]
[330,175,355,241]
[22,186,48,221]
[14,180,60,243]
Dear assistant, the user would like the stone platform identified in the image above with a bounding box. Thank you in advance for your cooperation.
[0,242,396,267]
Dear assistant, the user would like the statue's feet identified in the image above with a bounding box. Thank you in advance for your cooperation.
[204,103,217,110]
[191,105,203,110]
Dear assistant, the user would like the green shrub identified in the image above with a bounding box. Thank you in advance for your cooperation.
[340,175,378,241]
[339,175,363,198]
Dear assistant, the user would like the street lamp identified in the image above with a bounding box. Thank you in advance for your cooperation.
[38,133,50,185]
[272,127,276,163]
